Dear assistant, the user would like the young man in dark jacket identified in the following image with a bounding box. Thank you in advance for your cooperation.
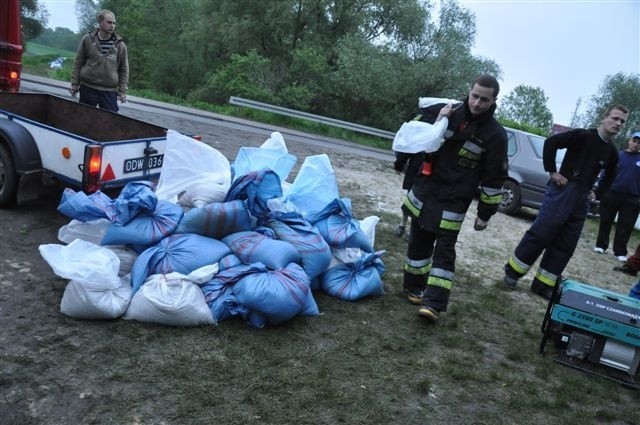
[504,105,629,300]
[69,10,128,112]
[402,74,508,323]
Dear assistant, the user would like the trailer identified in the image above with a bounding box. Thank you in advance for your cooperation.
[0,92,170,207]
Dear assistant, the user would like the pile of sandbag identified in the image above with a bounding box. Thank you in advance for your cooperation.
[39,130,385,328]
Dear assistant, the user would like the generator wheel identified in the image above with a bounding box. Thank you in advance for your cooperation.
[0,143,19,207]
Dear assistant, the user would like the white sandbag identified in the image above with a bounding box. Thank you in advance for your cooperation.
[57,218,111,245]
[60,276,132,319]
[107,245,139,276]
[123,265,218,326]
[359,216,380,248]
[284,154,339,217]
[391,119,448,154]
[177,178,229,208]
[39,239,131,319]
[418,97,460,108]
[155,129,231,205]
[260,131,288,152]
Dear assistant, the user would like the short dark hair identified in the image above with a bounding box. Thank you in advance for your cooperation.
[603,104,629,117]
[473,74,500,97]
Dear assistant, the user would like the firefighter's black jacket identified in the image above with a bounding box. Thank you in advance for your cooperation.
[410,97,508,231]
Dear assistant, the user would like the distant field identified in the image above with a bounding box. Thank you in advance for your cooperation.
[25,42,75,58]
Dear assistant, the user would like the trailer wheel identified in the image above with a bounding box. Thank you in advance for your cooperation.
[0,143,19,207]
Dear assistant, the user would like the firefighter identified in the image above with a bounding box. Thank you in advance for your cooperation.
[402,74,508,323]
[504,105,629,300]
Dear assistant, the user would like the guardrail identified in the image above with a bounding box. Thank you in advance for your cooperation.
[229,96,395,140]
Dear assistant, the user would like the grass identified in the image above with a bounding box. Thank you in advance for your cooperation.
[7,42,640,425]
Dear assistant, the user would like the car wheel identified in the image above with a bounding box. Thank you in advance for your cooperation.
[0,143,19,208]
[499,180,521,215]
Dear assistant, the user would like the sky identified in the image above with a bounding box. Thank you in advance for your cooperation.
[41,0,640,126]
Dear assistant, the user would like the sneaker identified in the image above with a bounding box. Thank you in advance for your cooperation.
[403,288,423,305]
[503,274,518,288]
[418,306,439,323]
[593,247,605,254]
[613,263,638,276]
[530,280,554,301]
[616,255,628,262]
[395,225,406,237]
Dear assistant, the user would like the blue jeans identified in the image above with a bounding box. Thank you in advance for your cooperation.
[79,85,118,112]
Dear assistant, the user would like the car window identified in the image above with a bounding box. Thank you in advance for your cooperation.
[507,131,517,157]
[527,134,566,164]
[528,135,545,158]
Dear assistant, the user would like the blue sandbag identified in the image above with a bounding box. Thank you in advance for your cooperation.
[224,169,282,222]
[267,213,332,280]
[222,231,300,270]
[232,262,318,325]
[111,181,158,225]
[130,233,232,293]
[307,198,373,252]
[176,199,255,239]
[199,265,253,324]
[218,253,243,271]
[320,250,386,301]
[57,188,116,222]
[630,282,640,300]
[101,200,184,246]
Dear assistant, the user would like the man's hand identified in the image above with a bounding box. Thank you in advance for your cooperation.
[118,93,127,103]
[550,171,568,187]
[436,103,454,121]
[474,217,488,231]
[588,190,596,201]
[69,88,77,97]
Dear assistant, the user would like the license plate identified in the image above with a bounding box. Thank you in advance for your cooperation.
[123,154,164,174]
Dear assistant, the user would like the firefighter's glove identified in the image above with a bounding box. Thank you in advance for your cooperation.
[473,217,488,231]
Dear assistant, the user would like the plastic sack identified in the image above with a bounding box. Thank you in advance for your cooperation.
[392,119,448,154]
[232,147,296,183]
[359,215,380,249]
[111,181,158,226]
[224,169,283,221]
[218,253,243,271]
[199,264,253,324]
[260,131,288,151]
[222,231,300,270]
[267,213,332,280]
[124,265,218,326]
[130,233,231,293]
[155,129,232,205]
[320,250,386,301]
[101,200,184,246]
[231,262,319,326]
[418,97,461,108]
[38,239,131,319]
[58,218,111,245]
[57,188,115,222]
[175,199,255,239]
[630,282,640,300]
[308,198,373,252]
[284,154,339,218]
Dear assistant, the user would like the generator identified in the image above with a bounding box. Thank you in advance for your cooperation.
[540,279,640,388]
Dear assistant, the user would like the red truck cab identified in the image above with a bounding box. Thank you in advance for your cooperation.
[0,0,23,92]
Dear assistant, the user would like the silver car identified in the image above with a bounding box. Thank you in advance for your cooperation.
[499,128,565,215]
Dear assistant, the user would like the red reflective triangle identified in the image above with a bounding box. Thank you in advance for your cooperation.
[101,163,116,181]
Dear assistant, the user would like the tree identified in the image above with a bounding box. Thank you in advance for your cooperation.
[497,85,553,132]
[584,72,640,145]
[21,0,48,41]
[75,0,101,35]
